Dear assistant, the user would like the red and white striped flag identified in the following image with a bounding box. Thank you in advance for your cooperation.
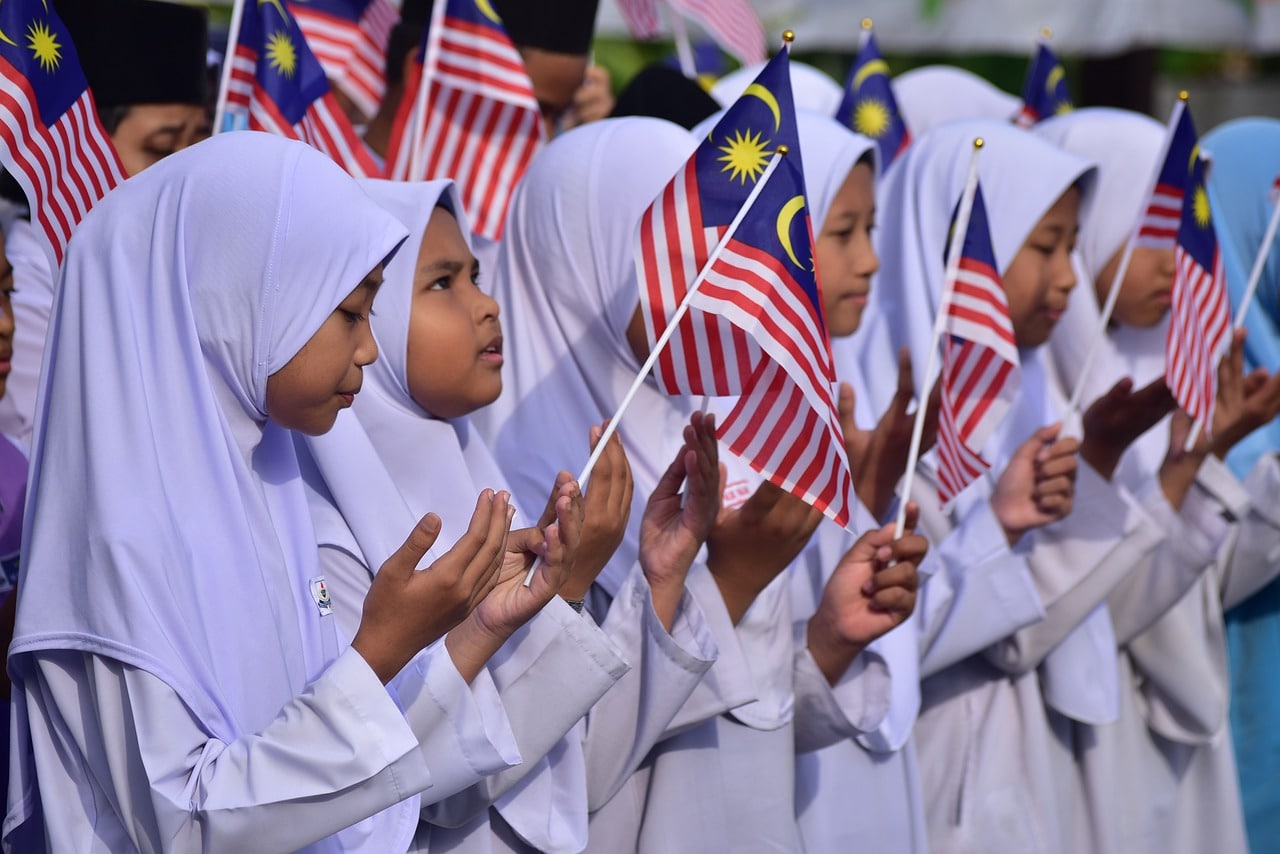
[384,0,543,241]
[937,183,1021,505]
[1167,152,1231,431]
[638,52,853,526]
[616,0,661,40]
[1136,100,1197,251]
[289,0,401,121]
[0,0,125,268]
[668,0,766,66]
[219,0,381,177]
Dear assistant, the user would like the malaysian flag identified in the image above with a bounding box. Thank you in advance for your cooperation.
[638,50,854,526]
[617,0,661,40]
[1166,152,1230,432]
[220,0,380,177]
[289,0,400,121]
[835,25,910,169]
[668,0,766,66]
[937,184,1021,505]
[1016,42,1072,127]
[0,0,125,268]
[1135,100,1197,250]
[384,0,542,240]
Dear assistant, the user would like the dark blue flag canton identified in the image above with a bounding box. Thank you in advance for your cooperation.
[1157,106,1199,195]
[290,0,368,24]
[1177,155,1217,270]
[694,51,821,319]
[835,32,909,167]
[944,184,998,269]
[1020,43,1071,123]
[241,0,331,124]
[0,1,88,127]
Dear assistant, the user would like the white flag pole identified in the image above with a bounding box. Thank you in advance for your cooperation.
[213,0,247,134]
[405,0,445,180]
[1232,197,1280,330]
[667,3,697,79]
[523,146,789,586]
[1068,94,1189,416]
[894,138,984,540]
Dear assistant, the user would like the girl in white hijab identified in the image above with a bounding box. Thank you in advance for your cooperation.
[1037,107,1280,854]
[793,109,1061,854]
[6,134,529,852]
[298,177,643,854]
[860,119,1178,853]
[477,115,927,852]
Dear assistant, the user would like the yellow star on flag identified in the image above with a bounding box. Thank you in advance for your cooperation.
[266,30,297,78]
[26,19,60,73]
[717,128,771,185]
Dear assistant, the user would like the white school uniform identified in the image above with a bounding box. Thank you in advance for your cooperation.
[857,119,1175,854]
[5,135,520,852]
[298,179,632,854]
[1036,107,1280,854]
[472,117,762,853]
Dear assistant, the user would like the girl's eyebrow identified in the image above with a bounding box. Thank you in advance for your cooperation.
[419,258,466,277]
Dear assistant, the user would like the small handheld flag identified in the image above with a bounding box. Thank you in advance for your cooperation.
[835,20,910,169]
[1166,152,1230,435]
[218,0,381,177]
[1016,37,1072,127]
[0,0,126,269]
[288,0,401,121]
[384,0,543,241]
[638,42,855,528]
[666,0,766,67]
[936,183,1020,505]
[1066,95,1196,414]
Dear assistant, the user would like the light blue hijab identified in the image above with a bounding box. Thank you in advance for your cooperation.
[1203,116,1280,854]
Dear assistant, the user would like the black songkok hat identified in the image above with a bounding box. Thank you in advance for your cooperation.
[612,65,720,130]
[54,0,208,110]
[492,0,600,55]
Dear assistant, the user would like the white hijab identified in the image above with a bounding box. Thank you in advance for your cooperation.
[9,134,408,835]
[893,65,1021,136]
[472,117,700,597]
[712,60,844,116]
[300,179,589,853]
[1035,108,1171,474]
[857,120,1119,722]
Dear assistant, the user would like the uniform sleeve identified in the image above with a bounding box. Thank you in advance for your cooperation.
[583,566,720,812]
[983,463,1164,674]
[24,645,517,852]
[792,642,891,754]
[424,598,628,827]
[917,494,1046,679]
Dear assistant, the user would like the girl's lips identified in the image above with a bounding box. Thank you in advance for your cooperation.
[339,392,355,406]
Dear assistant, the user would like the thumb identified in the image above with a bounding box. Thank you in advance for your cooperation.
[1018,423,1061,462]
[385,513,443,578]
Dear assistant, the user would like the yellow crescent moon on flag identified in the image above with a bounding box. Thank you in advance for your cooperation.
[259,0,291,23]
[852,59,889,90]
[744,83,781,132]
[475,0,503,24]
[1046,64,1064,93]
[1188,144,1200,171]
[776,195,806,269]
[0,0,16,46]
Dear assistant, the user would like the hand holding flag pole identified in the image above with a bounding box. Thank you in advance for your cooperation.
[523,146,790,586]
[894,138,984,540]
[1067,93,1190,419]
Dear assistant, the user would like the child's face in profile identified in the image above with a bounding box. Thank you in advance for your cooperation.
[0,230,15,400]
[405,207,503,419]
[1001,186,1081,348]
[817,160,879,339]
[1093,245,1175,330]
[266,268,383,435]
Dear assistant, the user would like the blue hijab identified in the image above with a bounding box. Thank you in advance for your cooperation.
[1203,116,1280,854]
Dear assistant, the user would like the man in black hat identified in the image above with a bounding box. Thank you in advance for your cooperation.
[57,0,211,176]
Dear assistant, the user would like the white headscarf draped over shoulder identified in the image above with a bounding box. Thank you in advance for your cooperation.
[893,65,1020,135]
[471,117,699,596]
[711,60,844,116]
[301,179,514,571]
[1035,108,1170,470]
[10,134,407,742]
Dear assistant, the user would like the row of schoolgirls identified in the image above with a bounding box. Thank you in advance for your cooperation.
[1,1,1279,852]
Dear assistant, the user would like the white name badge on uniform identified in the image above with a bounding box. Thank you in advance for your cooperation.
[310,576,334,617]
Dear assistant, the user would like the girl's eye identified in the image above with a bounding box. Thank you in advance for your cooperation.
[341,310,364,324]
[428,276,451,291]
[1033,244,1056,256]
